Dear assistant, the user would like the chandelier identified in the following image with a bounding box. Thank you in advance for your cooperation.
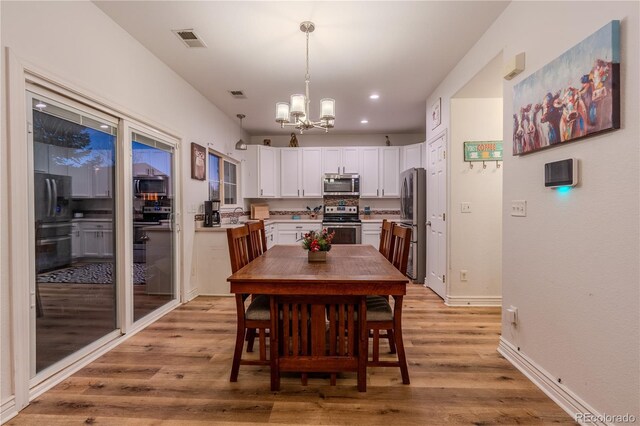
[275,21,335,133]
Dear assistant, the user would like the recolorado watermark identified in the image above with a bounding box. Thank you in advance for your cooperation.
[575,413,637,424]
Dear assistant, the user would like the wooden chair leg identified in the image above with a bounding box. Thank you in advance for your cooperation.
[372,329,380,362]
[330,373,336,386]
[247,328,257,352]
[230,325,245,382]
[259,328,267,361]
[387,329,396,354]
[393,297,410,385]
[302,373,309,386]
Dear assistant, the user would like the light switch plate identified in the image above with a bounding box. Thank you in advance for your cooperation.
[460,202,471,213]
[511,200,526,217]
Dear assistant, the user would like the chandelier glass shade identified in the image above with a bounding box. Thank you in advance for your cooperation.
[275,21,335,133]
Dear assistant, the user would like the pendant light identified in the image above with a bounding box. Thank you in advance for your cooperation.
[235,114,247,150]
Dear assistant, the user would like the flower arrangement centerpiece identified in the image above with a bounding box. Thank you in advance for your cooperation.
[302,229,335,262]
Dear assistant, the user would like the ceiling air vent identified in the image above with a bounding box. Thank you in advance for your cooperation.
[229,90,247,99]
[172,29,207,48]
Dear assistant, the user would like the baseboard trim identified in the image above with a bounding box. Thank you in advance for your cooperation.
[498,338,606,425]
[445,295,502,306]
[1,396,18,424]
[185,286,199,302]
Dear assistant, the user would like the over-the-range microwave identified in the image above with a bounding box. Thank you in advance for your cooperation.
[323,173,360,196]
[134,175,168,197]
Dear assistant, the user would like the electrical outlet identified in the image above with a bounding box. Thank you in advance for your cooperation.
[460,270,468,281]
[460,202,471,213]
[511,200,527,217]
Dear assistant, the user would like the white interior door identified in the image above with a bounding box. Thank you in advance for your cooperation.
[426,133,447,299]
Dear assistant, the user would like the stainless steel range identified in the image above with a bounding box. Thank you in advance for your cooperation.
[133,205,171,263]
[322,205,361,244]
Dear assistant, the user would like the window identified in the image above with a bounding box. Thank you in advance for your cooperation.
[209,152,238,205]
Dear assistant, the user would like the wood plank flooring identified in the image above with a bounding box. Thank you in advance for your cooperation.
[9,285,575,425]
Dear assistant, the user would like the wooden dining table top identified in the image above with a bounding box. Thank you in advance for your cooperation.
[228,244,409,296]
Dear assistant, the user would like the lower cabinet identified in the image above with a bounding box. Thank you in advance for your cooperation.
[76,220,113,258]
[275,222,320,244]
[265,223,277,249]
[362,222,383,248]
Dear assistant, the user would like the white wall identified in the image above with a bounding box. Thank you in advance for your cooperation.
[427,1,639,419]
[449,98,502,301]
[250,133,423,147]
[0,0,247,409]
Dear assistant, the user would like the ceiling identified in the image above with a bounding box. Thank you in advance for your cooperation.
[94,1,509,135]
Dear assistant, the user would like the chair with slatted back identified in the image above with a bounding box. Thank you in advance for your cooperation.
[271,295,367,391]
[227,226,271,382]
[366,224,412,384]
[246,220,268,261]
[378,219,395,260]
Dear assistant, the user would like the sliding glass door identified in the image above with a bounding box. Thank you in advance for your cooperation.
[131,131,177,322]
[28,91,118,376]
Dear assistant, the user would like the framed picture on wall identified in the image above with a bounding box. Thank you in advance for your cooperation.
[512,20,620,155]
[430,97,441,130]
[191,142,206,181]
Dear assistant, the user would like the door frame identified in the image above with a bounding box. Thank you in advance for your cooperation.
[4,49,183,416]
[425,128,449,299]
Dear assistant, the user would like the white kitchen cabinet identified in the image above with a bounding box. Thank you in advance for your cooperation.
[322,147,360,175]
[402,143,424,172]
[71,223,82,258]
[93,166,113,198]
[380,147,400,197]
[34,142,49,172]
[265,223,277,249]
[80,221,113,258]
[49,145,69,176]
[362,222,383,247]
[280,148,302,197]
[301,148,323,197]
[276,222,318,244]
[68,162,93,198]
[359,147,380,197]
[243,145,278,198]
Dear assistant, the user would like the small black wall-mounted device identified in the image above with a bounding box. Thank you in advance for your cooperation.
[544,158,578,188]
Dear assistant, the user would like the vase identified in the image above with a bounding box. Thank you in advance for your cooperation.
[307,251,327,262]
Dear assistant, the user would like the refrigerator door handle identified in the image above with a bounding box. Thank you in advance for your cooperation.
[45,178,52,217]
[52,179,58,216]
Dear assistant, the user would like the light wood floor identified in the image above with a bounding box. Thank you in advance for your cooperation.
[9,285,575,425]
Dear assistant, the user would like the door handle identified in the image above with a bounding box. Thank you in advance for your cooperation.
[51,179,58,216]
[45,179,52,217]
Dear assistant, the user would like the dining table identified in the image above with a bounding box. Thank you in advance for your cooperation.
[227,244,409,392]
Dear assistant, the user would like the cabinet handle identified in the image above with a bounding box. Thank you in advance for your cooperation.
[343,166,345,173]
[377,189,379,197]
[298,189,300,196]
[260,189,263,196]
[303,189,305,196]
[382,189,385,196]
[337,167,340,174]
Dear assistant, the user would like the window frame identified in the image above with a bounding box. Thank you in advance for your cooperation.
[208,150,240,208]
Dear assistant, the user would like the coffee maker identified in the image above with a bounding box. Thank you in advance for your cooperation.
[204,200,221,227]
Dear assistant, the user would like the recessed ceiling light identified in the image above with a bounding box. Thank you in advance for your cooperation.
[361,119,369,124]
[100,124,109,129]
[35,102,47,108]
[369,94,380,100]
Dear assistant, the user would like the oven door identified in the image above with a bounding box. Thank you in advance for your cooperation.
[323,223,362,244]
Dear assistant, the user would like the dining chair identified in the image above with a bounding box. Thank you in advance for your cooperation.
[366,224,412,384]
[378,219,395,260]
[227,226,270,382]
[246,220,268,261]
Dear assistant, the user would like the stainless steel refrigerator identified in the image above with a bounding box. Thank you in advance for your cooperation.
[400,168,426,283]
[34,172,72,272]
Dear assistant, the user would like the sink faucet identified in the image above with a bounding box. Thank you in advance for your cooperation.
[230,206,244,224]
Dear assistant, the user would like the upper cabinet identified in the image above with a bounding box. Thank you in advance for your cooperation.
[301,148,323,197]
[243,145,278,198]
[380,147,400,197]
[246,145,403,199]
[402,142,424,172]
[359,147,380,197]
[322,147,360,174]
[279,148,323,198]
[280,148,302,197]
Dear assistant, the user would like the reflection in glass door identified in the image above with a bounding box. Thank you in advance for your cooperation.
[28,92,117,375]
[132,132,176,321]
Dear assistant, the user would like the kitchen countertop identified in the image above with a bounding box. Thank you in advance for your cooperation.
[71,218,113,223]
[195,217,403,231]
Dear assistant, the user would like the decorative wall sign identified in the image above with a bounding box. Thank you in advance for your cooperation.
[430,97,441,130]
[512,20,620,155]
[464,141,503,162]
[191,142,206,180]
